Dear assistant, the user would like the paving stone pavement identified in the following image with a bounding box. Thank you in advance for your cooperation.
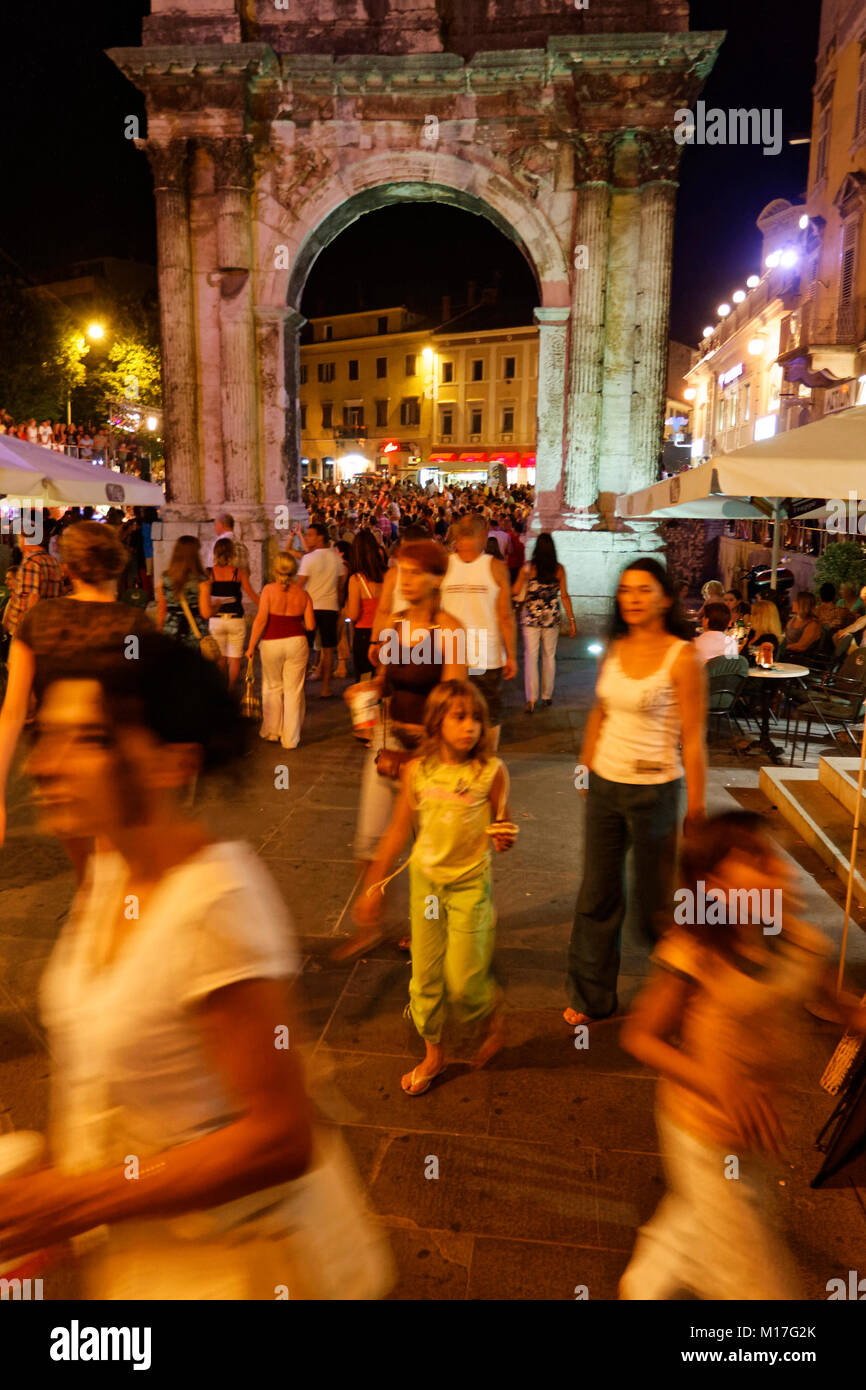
[2,641,866,1300]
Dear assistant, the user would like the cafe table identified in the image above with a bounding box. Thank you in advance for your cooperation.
[745,662,810,763]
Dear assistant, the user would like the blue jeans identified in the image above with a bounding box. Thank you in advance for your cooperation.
[566,771,682,1018]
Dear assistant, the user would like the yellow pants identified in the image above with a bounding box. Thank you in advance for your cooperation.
[407,863,497,1044]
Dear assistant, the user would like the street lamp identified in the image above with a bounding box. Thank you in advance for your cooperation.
[87,322,105,341]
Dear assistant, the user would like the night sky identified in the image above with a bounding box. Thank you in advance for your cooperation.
[1,0,817,345]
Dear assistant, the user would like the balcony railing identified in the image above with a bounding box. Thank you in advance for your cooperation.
[335,424,367,439]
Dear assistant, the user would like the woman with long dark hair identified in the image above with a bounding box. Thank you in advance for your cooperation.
[345,529,386,680]
[564,558,706,1027]
[156,536,211,648]
[512,532,576,713]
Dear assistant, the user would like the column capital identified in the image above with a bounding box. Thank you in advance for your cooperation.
[135,137,190,193]
[634,130,683,187]
[573,133,617,186]
[534,306,571,328]
[203,135,255,192]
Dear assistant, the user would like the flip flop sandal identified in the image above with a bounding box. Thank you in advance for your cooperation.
[402,1064,446,1096]
[563,1008,596,1027]
[330,928,387,962]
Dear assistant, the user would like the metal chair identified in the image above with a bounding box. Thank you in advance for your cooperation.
[706,655,749,750]
[786,675,866,763]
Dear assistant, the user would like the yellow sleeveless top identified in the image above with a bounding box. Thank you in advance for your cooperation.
[408,757,503,883]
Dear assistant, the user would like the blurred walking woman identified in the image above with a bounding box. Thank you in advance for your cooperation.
[564,559,706,1026]
[205,537,259,689]
[0,637,392,1299]
[345,529,386,680]
[246,552,315,748]
[157,536,211,647]
[512,532,576,712]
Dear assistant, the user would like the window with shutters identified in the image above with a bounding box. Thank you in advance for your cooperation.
[348,359,359,380]
[816,100,831,181]
[441,360,454,383]
[322,402,333,429]
[318,362,335,383]
[375,399,388,428]
[299,365,308,385]
[300,403,307,430]
[857,50,866,138]
[400,398,420,426]
[376,357,387,378]
[837,218,859,338]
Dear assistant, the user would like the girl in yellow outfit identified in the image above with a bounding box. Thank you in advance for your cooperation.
[354,679,515,1095]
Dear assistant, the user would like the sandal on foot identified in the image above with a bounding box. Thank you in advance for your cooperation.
[331,928,387,962]
[472,1012,505,1068]
[563,1008,596,1027]
[402,1064,446,1096]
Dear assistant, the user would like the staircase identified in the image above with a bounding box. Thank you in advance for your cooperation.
[760,756,866,908]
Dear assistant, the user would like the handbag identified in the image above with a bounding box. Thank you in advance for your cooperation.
[178,590,222,662]
[240,657,262,721]
[374,700,418,781]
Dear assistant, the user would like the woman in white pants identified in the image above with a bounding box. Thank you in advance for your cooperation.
[246,553,315,748]
[512,533,576,713]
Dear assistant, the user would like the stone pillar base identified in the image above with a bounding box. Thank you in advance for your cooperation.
[152,500,308,594]
[548,520,666,635]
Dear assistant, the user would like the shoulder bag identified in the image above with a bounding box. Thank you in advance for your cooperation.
[178,590,222,662]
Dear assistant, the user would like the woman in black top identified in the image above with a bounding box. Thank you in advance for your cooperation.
[205,537,259,689]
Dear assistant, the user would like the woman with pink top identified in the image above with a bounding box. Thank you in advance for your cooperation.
[246,553,316,748]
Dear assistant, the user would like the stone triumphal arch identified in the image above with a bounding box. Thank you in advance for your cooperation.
[109,0,722,620]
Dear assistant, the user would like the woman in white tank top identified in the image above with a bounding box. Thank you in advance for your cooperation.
[565,559,707,1026]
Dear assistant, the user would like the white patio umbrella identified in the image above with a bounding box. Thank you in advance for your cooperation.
[617,404,866,995]
[0,434,164,508]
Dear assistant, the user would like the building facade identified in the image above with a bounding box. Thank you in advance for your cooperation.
[109,0,722,621]
[300,306,538,487]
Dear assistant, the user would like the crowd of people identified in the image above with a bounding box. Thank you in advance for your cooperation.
[0,409,151,474]
[0,479,864,1301]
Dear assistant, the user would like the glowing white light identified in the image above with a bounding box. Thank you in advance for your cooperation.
[746,275,760,288]
[587,643,603,655]
[732,290,746,304]
[717,303,731,317]
[146,416,157,431]
[702,325,715,338]
[766,251,781,268]
[780,250,798,268]
[683,387,697,401]
[748,337,764,356]
[754,414,777,442]
[799,214,809,229]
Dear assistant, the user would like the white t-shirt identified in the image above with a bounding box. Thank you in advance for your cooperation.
[693,630,739,664]
[40,840,299,1174]
[439,551,506,674]
[38,424,53,447]
[298,546,343,610]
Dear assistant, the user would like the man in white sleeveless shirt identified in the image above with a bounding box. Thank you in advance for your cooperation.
[440,513,517,747]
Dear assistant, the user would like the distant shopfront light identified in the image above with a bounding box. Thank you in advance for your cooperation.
[754,414,777,442]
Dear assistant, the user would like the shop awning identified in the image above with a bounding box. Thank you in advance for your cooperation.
[458,452,488,463]
[615,405,866,522]
[0,435,164,507]
[488,451,520,466]
[428,451,456,463]
[521,452,536,467]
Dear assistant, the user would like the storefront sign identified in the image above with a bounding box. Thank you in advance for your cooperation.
[718,363,745,389]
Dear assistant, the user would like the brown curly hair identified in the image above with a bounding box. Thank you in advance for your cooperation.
[59,521,127,585]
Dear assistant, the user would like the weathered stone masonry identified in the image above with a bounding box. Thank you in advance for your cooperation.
[109,1,722,622]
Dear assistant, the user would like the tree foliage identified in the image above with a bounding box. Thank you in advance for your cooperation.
[814,538,866,594]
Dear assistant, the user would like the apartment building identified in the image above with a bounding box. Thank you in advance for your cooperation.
[299,301,538,486]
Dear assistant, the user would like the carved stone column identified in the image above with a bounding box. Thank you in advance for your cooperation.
[139,138,202,510]
[254,305,308,513]
[533,307,571,529]
[628,132,682,494]
[206,136,261,507]
[565,134,615,515]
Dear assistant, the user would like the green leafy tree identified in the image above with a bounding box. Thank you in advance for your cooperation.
[814,538,866,595]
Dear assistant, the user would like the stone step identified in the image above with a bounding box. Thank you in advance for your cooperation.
[818,754,866,820]
[760,764,866,911]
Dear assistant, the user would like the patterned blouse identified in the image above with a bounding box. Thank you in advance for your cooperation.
[161,575,207,647]
[521,576,561,629]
